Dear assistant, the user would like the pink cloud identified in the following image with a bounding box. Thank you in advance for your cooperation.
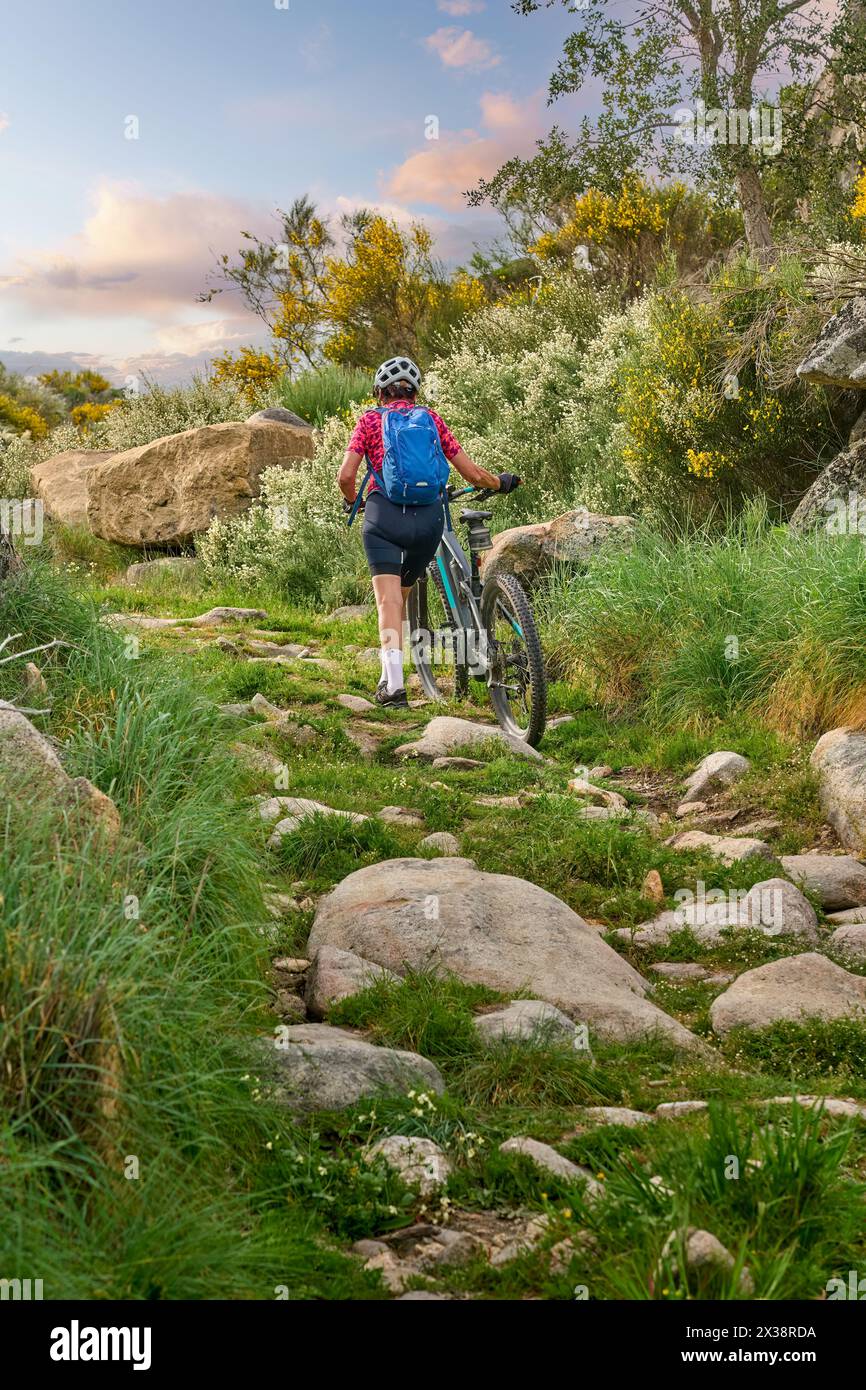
[0,112,11,136]
[0,183,268,328]
[386,90,547,211]
[425,27,501,72]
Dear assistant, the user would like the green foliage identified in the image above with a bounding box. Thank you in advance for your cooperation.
[427,274,622,519]
[540,502,866,736]
[332,970,501,1060]
[276,363,371,426]
[269,812,401,881]
[723,1020,866,1079]
[0,557,373,1298]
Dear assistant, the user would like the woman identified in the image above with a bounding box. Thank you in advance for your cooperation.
[338,356,518,707]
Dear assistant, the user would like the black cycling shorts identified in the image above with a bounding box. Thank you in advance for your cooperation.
[362,490,445,587]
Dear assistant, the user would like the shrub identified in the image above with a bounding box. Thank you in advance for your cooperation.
[426,274,622,520]
[197,413,367,607]
[275,364,371,426]
[540,501,866,735]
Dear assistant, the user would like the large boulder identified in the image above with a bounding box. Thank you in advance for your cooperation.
[32,450,116,528]
[257,1024,444,1113]
[789,437,866,532]
[247,406,311,428]
[307,857,701,1050]
[810,728,866,853]
[780,852,866,911]
[86,418,314,546]
[0,708,120,841]
[710,952,866,1035]
[796,295,866,390]
[480,509,633,587]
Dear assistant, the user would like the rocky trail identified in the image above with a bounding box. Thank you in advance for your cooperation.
[46,585,864,1298]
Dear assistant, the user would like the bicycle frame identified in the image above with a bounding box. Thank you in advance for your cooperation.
[410,488,521,682]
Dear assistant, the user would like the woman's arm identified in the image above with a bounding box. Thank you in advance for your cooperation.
[337,449,364,503]
[449,447,501,491]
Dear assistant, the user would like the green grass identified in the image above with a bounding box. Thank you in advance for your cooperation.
[540,502,866,738]
[12,527,866,1302]
[276,364,371,426]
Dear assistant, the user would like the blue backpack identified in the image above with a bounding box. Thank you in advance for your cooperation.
[348,406,451,526]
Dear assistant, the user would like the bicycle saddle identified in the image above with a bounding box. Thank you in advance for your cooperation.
[459,508,493,522]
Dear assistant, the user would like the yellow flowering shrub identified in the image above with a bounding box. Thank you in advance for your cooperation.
[853,168,866,229]
[608,283,828,514]
[212,347,284,403]
[533,178,741,293]
[71,401,121,430]
[0,393,50,438]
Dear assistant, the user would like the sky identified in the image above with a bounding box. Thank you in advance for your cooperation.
[0,0,582,384]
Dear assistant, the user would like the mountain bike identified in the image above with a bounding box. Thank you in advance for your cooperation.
[407,485,548,746]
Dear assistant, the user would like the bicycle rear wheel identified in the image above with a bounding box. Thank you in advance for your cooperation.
[408,564,469,701]
[480,571,547,746]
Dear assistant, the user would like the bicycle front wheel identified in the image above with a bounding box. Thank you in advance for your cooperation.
[480,571,547,746]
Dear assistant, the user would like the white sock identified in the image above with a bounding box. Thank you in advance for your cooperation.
[383,647,404,695]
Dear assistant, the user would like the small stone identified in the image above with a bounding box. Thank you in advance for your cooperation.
[577,1106,653,1128]
[567,777,628,811]
[589,765,613,779]
[337,693,375,712]
[420,831,461,854]
[475,999,579,1046]
[642,869,665,904]
[23,662,48,694]
[682,751,750,802]
[305,945,398,1018]
[352,1239,388,1258]
[365,1135,451,1196]
[667,830,773,865]
[431,756,483,771]
[378,806,425,828]
[676,800,708,818]
[499,1137,602,1197]
[216,636,241,656]
[272,957,310,973]
[655,1100,709,1118]
[329,605,371,622]
[650,962,711,980]
[780,853,866,911]
[827,924,866,964]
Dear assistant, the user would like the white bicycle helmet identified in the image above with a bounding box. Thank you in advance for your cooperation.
[374,356,422,393]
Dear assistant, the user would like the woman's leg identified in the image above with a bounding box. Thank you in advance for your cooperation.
[372,573,407,695]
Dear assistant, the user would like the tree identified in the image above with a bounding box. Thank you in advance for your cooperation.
[205,202,487,375]
[471,0,861,253]
[200,196,333,370]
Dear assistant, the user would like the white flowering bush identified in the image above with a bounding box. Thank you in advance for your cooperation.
[197,414,367,605]
[0,375,252,500]
[426,275,636,520]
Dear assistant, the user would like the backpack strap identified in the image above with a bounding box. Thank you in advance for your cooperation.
[347,464,373,528]
[347,408,386,528]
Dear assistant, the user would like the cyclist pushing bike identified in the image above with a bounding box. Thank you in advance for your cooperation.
[337,355,520,709]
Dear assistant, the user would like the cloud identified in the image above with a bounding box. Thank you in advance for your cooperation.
[425,27,501,72]
[386,89,547,211]
[301,21,335,74]
[0,183,268,327]
[0,112,10,135]
[437,0,486,13]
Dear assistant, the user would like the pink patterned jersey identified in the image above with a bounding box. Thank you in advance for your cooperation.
[348,400,462,495]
